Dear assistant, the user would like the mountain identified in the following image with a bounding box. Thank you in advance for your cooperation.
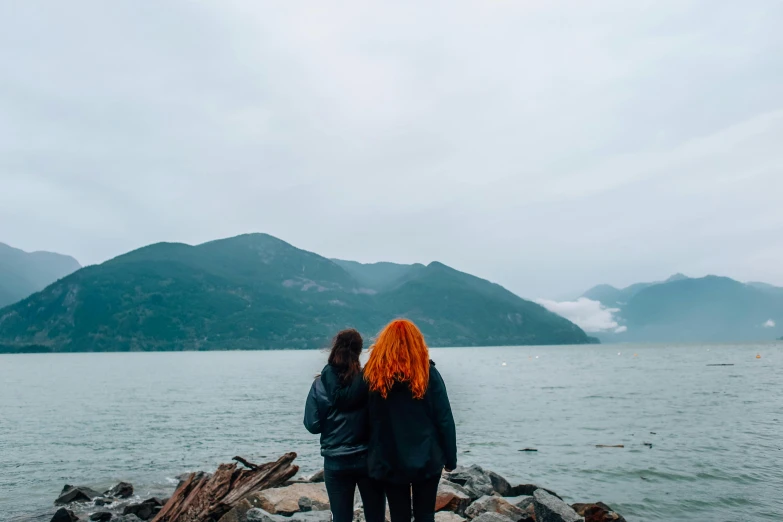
[583,275,783,342]
[0,243,81,308]
[0,234,592,352]
[582,273,688,307]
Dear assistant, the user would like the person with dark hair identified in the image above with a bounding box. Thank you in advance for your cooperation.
[304,329,385,522]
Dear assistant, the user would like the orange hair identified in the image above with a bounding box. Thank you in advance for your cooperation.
[364,319,430,399]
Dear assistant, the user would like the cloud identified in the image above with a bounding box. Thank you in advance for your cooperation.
[536,297,624,333]
[763,319,776,328]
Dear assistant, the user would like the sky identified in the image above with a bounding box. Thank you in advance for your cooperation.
[2,0,782,307]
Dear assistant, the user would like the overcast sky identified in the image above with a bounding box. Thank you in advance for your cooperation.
[1,0,782,300]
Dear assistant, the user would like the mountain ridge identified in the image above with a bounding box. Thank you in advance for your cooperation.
[0,242,81,308]
[0,233,593,352]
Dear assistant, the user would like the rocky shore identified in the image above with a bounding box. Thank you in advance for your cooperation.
[46,453,626,522]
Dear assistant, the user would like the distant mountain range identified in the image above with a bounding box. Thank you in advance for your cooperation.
[0,234,593,352]
[582,274,783,343]
[0,243,81,308]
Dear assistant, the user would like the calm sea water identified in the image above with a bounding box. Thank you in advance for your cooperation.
[1,344,781,521]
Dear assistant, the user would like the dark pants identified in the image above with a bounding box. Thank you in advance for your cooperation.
[384,474,441,522]
[324,468,386,522]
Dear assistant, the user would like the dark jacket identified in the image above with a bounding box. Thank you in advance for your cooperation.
[303,364,369,459]
[339,361,457,484]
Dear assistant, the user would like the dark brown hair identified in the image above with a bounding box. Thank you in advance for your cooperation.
[328,328,364,384]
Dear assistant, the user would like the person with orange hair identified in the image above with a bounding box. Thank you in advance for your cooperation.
[362,319,457,522]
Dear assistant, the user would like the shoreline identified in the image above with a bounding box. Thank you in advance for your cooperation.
[41,453,625,522]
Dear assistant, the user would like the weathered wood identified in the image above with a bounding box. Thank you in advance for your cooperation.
[233,456,260,470]
[152,452,299,522]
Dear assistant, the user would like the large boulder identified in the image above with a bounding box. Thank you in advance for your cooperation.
[246,508,332,522]
[122,498,165,521]
[435,513,466,522]
[56,485,103,505]
[533,490,583,522]
[89,513,112,522]
[104,482,134,499]
[470,513,517,522]
[436,480,472,515]
[507,485,560,499]
[571,503,626,522]
[94,498,116,507]
[503,496,534,511]
[51,508,79,522]
[254,483,330,516]
[443,466,494,500]
[113,516,144,522]
[465,496,529,522]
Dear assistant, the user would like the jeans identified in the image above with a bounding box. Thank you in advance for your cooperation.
[383,474,441,522]
[324,467,386,522]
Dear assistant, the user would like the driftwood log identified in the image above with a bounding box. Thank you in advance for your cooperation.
[152,452,299,522]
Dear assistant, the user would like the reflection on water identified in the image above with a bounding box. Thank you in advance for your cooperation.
[0,343,781,521]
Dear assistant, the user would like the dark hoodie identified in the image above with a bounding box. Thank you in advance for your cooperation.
[334,361,457,484]
[304,364,369,465]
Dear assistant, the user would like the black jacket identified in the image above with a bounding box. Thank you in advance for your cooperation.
[303,365,369,458]
[336,361,457,484]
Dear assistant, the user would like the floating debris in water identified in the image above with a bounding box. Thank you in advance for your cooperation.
[501,362,507,366]
[596,444,624,448]
[519,448,538,452]
[706,364,734,366]
[756,354,762,359]
[643,442,653,448]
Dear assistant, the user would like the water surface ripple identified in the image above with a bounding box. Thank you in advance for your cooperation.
[1,343,781,521]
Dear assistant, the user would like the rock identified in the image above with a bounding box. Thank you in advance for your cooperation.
[470,513,517,522]
[533,490,583,522]
[506,485,561,499]
[56,485,103,505]
[487,471,514,497]
[122,498,165,521]
[465,496,528,522]
[89,513,113,522]
[436,480,472,515]
[113,516,144,522]
[443,466,494,499]
[104,482,134,499]
[435,512,467,522]
[571,503,626,522]
[503,496,534,512]
[94,497,116,507]
[254,483,330,515]
[217,498,255,522]
[51,507,79,522]
[309,470,325,483]
[299,496,330,512]
[246,508,332,522]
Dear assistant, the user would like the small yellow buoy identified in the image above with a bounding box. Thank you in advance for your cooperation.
[756,354,761,359]
[634,353,638,357]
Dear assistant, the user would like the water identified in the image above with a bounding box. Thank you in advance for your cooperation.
[1,343,781,521]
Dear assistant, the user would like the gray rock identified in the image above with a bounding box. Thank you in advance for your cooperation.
[503,496,534,512]
[309,470,325,483]
[436,480,472,515]
[254,482,329,515]
[113,516,143,522]
[89,513,112,522]
[443,466,494,499]
[464,496,528,522]
[470,513,516,522]
[56,486,103,505]
[435,513,466,522]
[506,485,560,499]
[299,496,330,512]
[533,490,583,522]
[122,498,164,521]
[487,471,513,497]
[104,482,134,499]
[51,508,79,522]
[94,497,116,507]
[247,508,332,522]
